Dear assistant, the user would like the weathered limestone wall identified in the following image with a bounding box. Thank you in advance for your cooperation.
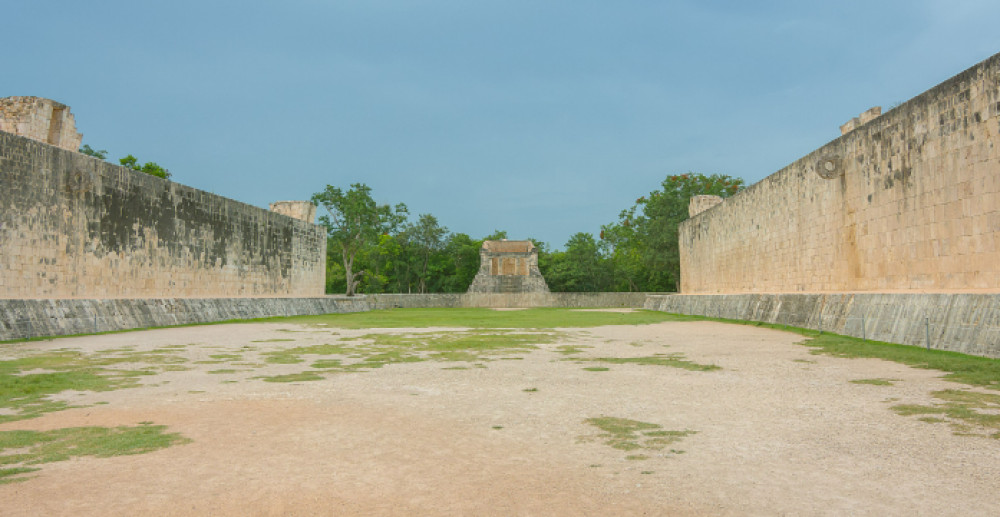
[645,293,1000,358]
[269,201,316,224]
[467,240,550,293]
[689,195,723,217]
[0,130,326,298]
[0,297,368,341]
[0,97,83,152]
[681,52,1000,293]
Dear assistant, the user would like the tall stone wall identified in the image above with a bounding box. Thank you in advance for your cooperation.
[681,52,1000,293]
[0,130,326,298]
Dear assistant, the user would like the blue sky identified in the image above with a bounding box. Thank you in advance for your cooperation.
[7,1,999,248]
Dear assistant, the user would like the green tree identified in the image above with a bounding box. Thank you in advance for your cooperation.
[542,233,610,292]
[79,144,107,160]
[311,183,408,296]
[404,214,448,294]
[440,233,481,292]
[119,154,171,179]
[602,172,744,291]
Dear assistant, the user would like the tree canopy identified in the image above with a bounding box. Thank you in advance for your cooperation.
[310,173,744,295]
[119,155,171,179]
[312,183,408,296]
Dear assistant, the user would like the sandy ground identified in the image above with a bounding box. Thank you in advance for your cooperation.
[2,316,1000,516]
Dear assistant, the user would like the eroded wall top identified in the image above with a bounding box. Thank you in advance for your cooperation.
[0,96,83,152]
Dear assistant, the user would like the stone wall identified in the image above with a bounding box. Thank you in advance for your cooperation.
[0,292,653,340]
[467,240,550,293]
[0,297,369,341]
[645,293,1000,358]
[270,201,317,224]
[0,97,82,152]
[0,130,326,298]
[680,52,1000,293]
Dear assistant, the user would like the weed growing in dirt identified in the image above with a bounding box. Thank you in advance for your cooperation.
[580,417,696,458]
[581,354,720,372]
[851,378,898,386]
[892,389,1000,438]
[555,344,591,355]
[0,424,190,484]
[259,372,325,383]
[209,354,242,361]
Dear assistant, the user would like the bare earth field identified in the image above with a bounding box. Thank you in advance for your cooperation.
[3,312,999,516]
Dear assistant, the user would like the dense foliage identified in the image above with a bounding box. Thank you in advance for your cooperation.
[78,145,171,179]
[314,173,744,295]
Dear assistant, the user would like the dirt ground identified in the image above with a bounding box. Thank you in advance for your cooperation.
[3,314,999,516]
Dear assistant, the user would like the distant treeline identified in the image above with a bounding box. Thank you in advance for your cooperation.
[314,173,744,295]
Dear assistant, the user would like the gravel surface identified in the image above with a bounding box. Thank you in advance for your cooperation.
[2,316,999,516]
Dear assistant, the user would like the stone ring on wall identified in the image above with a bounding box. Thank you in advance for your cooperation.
[815,154,843,179]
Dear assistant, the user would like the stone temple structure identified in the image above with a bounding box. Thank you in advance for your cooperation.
[466,240,550,294]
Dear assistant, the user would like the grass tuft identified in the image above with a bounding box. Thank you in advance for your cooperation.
[259,372,325,383]
[581,416,696,455]
[583,354,720,372]
[850,378,898,386]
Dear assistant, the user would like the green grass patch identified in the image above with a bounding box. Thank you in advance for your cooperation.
[259,330,554,376]
[207,369,238,375]
[0,348,178,423]
[582,354,720,372]
[583,366,610,372]
[892,389,1000,438]
[263,343,353,365]
[0,424,190,484]
[580,416,696,455]
[259,307,682,329]
[654,311,1000,390]
[850,378,898,386]
[555,344,591,355]
[259,372,325,383]
[208,354,242,361]
[800,332,1000,389]
[1,308,681,344]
